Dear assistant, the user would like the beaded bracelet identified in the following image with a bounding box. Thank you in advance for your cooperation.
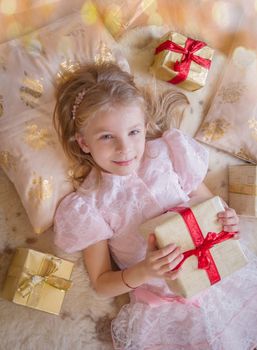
[121,269,136,290]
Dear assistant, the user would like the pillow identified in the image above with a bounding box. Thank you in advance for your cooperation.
[0,2,130,234]
[195,47,257,164]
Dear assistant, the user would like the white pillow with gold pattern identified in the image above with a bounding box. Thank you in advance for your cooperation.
[195,47,257,164]
[0,4,129,234]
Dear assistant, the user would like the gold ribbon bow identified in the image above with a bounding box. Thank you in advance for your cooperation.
[17,256,72,307]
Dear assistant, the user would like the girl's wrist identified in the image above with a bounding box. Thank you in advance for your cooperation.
[122,262,150,290]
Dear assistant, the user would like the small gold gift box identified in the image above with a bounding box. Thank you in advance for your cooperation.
[140,196,247,298]
[1,248,74,315]
[229,165,257,217]
[150,31,214,91]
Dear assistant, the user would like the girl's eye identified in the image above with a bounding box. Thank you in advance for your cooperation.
[100,134,113,140]
[129,129,140,136]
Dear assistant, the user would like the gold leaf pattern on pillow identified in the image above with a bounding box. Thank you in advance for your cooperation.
[20,73,44,108]
[28,173,53,203]
[200,118,230,142]
[235,148,256,163]
[0,151,17,171]
[217,82,246,103]
[23,124,54,150]
[248,117,257,141]
[56,60,81,84]
[94,41,114,65]
[0,95,3,117]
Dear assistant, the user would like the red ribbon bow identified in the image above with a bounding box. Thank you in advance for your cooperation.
[167,207,236,285]
[155,37,212,85]
[174,230,235,271]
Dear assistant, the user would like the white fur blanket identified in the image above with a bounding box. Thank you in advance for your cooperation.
[0,26,257,350]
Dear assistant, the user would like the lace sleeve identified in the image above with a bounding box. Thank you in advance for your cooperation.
[163,128,209,194]
[54,192,113,253]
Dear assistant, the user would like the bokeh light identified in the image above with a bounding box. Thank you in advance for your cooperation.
[0,0,17,15]
[212,1,239,31]
[7,21,22,39]
[104,5,122,36]
[81,1,98,25]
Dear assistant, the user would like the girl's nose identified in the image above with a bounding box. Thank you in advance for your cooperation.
[116,138,131,154]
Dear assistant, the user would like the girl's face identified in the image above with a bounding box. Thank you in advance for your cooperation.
[76,103,146,176]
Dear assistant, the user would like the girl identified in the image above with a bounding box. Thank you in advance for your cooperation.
[53,63,257,350]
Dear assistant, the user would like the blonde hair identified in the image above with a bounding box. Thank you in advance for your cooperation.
[53,63,189,187]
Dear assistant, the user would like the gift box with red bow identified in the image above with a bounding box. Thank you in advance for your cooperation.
[140,196,247,298]
[150,31,214,91]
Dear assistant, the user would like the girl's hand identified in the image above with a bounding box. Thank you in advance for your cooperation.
[218,207,240,239]
[142,233,183,281]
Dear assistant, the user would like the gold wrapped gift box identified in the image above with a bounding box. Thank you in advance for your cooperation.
[1,248,74,315]
[150,31,214,91]
[229,165,257,217]
[140,196,247,298]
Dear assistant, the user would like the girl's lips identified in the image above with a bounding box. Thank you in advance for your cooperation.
[113,158,134,166]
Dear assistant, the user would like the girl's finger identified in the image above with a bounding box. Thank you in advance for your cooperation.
[160,253,184,273]
[233,232,240,240]
[223,224,239,232]
[165,268,182,280]
[218,208,237,218]
[150,243,178,261]
[156,247,182,268]
[219,217,239,226]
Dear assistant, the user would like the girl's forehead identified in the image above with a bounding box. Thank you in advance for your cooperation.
[92,104,145,128]
[80,104,145,135]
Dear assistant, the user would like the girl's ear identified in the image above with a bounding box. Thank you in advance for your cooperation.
[75,133,90,153]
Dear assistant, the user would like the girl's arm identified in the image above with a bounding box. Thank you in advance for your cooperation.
[83,236,183,298]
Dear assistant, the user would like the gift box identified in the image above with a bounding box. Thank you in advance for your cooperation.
[1,248,74,315]
[229,165,257,217]
[140,196,247,298]
[150,31,214,91]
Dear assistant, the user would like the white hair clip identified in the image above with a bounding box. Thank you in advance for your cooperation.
[71,88,87,120]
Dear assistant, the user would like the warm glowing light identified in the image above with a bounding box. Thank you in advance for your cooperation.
[7,21,22,39]
[0,0,17,15]
[142,0,156,12]
[212,1,233,28]
[145,0,158,15]
[81,1,98,25]
[147,13,163,26]
[104,5,122,35]
[232,47,257,69]
[255,0,257,12]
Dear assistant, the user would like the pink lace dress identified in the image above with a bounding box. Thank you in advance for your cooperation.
[54,129,257,350]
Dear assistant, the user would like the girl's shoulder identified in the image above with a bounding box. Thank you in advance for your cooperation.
[146,128,193,155]
[146,128,207,158]
[146,128,209,194]
[53,181,113,253]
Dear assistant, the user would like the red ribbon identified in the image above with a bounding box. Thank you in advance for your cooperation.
[168,207,236,285]
[155,37,212,85]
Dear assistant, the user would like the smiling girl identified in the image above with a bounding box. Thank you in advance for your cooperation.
[53,63,257,350]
